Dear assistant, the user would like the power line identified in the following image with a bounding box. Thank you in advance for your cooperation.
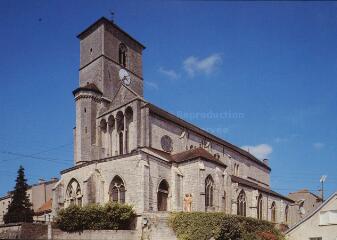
[0,142,72,162]
[0,151,72,165]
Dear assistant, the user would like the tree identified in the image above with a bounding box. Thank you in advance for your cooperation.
[3,166,34,223]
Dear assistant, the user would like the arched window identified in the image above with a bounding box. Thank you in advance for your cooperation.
[125,107,133,154]
[237,190,246,216]
[99,119,107,149]
[205,175,214,208]
[66,179,82,207]
[109,176,126,203]
[108,115,115,156]
[119,43,127,67]
[271,202,276,222]
[119,132,123,155]
[116,111,124,155]
[285,205,289,224]
[157,179,169,211]
[257,194,263,220]
[233,163,240,176]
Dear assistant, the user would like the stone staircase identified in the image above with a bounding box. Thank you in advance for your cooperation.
[142,212,177,240]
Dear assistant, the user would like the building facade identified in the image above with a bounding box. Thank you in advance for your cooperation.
[52,17,296,227]
[288,189,323,225]
[0,178,57,224]
[286,192,337,240]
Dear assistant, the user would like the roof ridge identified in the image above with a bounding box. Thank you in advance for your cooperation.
[140,146,226,168]
[231,175,294,203]
[143,102,270,170]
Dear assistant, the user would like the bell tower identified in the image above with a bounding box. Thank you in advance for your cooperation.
[73,17,145,164]
[77,17,145,99]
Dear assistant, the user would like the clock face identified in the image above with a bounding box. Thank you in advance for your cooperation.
[119,69,131,86]
[161,135,173,152]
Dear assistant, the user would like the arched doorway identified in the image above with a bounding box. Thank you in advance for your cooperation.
[157,179,169,211]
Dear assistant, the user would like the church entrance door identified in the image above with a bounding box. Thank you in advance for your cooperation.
[157,180,169,211]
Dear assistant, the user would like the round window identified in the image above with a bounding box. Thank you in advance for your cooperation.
[161,135,173,152]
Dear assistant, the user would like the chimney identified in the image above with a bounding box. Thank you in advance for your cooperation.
[38,178,46,184]
[263,159,269,166]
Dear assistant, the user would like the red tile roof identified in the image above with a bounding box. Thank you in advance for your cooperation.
[35,198,52,215]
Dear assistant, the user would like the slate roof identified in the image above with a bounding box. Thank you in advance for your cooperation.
[72,83,102,96]
[144,103,271,171]
[172,147,225,166]
[143,147,227,168]
[231,175,294,202]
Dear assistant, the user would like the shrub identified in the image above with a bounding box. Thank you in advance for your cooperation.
[56,202,136,232]
[169,212,285,240]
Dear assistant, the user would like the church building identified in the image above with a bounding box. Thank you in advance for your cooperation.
[52,17,296,228]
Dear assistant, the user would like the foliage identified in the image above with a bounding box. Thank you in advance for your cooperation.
[3,166,34,224]
[169,212,285,240]
[56,202,136,232]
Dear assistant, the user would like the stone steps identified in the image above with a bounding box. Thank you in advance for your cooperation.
[142,212,177,240]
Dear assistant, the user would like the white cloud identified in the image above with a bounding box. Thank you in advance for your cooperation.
[144,81,159,90]
[274,137,288,143]
[241,144,273,160]
[183,53,222,77]
[158,67,179,80]
[313,142,325,150]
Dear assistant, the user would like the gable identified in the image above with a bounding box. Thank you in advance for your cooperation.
[110,83,140,109]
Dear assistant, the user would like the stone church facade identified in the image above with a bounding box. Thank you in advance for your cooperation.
[52,17,296,227]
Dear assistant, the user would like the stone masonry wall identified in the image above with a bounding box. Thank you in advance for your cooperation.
[149,113,270,186]
[52,229,141,240]
[0,223,47,240]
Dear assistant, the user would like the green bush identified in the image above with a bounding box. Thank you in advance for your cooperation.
[56,202,136,232]
[169,212,285,240]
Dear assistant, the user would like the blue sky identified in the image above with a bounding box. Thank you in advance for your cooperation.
[0,1,336,198]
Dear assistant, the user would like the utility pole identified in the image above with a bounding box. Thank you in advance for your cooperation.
[320,175,327,201]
